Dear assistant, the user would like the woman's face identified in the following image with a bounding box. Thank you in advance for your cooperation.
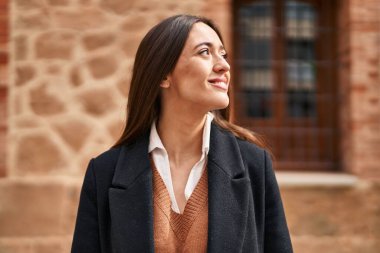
[162,22,231,113]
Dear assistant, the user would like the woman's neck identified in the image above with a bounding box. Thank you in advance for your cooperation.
[157,111,207,167]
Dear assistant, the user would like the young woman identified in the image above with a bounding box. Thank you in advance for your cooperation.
[71,15,293,253]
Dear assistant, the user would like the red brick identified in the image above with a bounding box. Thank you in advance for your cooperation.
[0,52,7,63]
[0,85,5,178]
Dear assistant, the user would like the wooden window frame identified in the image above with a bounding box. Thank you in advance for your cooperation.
[232,0,339,171]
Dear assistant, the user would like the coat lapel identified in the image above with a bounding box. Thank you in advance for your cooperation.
[108,131,155,253]
[207,122,251,253]
[108,122,251,253]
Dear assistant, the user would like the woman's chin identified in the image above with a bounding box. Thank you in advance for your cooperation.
[210,97,229,110]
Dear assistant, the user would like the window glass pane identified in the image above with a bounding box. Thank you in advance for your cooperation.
[239,1,273,118]
[285,0,317,118]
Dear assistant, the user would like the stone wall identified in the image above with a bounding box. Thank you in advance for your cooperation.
[8,0,230,179]
[1,0,232,252]
[8,0,207,179]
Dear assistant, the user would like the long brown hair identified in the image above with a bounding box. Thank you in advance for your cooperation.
[113,15,270,151]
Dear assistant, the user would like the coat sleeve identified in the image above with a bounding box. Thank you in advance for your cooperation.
[71,159,101,253]
[263,150,293,253]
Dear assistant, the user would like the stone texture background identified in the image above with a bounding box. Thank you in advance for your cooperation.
[0,0,379,252]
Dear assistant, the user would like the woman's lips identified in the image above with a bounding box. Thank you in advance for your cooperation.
[208,78,228,91]
[209,81,228,91]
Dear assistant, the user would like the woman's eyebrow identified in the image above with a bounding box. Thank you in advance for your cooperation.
[193,42,225,51]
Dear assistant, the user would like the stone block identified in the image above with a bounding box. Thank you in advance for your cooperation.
[35,32,75,60]
[100,0,135,15]
[15,65,35,86]
[79,0,92,5]
[0,180,68,236]
[30,83,65,115]
[14,132,67,175]
[46,64,61,75]
[121,35,143,58]
[82,33,115,51]
[14,0,45,10]
[47,0,69,6]
[77,88,117,116]
[52,7,109,30]
[87,54,118,79]
[121,14,149,33]
[53,117,91,151]
[15,12,50,30]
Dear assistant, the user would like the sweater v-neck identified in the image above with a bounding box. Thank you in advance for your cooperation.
[152,163,208,242]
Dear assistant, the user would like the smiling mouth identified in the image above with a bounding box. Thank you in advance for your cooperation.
[208,81,228,91]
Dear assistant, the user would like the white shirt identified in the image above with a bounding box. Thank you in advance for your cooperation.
[148,112,214,214]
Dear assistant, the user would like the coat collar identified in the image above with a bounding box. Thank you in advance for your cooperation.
[108,122,251,253]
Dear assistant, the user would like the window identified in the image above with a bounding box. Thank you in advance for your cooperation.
[233,0,338,171]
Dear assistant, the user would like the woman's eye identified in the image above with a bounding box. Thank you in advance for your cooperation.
[199,49,209,55]
[221,53,228,59]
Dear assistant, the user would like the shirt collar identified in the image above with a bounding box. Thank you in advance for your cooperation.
[148,112,215,154]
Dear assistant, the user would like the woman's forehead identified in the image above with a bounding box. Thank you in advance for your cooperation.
[186,22,224,49]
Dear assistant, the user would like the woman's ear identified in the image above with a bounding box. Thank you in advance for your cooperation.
[160,77,170,88]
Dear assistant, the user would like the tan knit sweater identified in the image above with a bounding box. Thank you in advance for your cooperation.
[151,162,209,253]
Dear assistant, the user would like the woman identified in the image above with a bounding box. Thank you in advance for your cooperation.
[71,15,293,253]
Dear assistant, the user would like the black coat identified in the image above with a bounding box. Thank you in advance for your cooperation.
[71,122,293,253]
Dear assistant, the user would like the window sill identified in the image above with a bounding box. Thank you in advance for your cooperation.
[275,172,361,188]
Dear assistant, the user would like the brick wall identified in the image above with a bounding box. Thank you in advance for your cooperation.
[0,0,7,177]
[338,0,380,179]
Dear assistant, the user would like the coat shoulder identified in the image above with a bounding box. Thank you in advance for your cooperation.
[90,146,122,177]
[235,137,270,181]
[236,138,266,158]
[211,122,269,170]
[236,137,268,165]
[93,146,122,162]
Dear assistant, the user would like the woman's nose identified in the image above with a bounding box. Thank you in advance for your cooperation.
[213,57,230,73]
